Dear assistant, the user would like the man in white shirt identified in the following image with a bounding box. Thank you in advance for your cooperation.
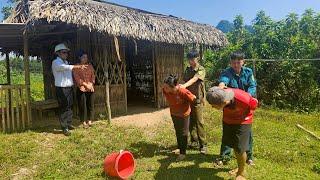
[52,43,87,136]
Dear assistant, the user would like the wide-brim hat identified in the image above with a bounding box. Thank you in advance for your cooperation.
[54,43,70,53]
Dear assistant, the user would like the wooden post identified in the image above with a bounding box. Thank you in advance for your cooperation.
[5,52,12,116]
[23,32,31,128]
[105,81,112,122]
[154,44,161,108]
[120,39,127,114]
[152,43,157,108]
[5,52,10,85]
[5,89,10,132]
[104,59,112,122]
[0,88,6,132]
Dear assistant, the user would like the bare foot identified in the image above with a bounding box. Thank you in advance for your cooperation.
[171,149,180,154]
[88,120,93,126]
[236,174,246,180]
[228,168,238,176]
[83,121,89,129]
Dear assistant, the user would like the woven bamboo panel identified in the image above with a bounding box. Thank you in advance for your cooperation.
[0,85,28,133]
[77,30,127,116]
[154,43,184,108]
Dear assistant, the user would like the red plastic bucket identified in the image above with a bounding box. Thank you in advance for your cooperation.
[104,150,135,179]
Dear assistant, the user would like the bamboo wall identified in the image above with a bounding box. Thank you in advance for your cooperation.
[76,29,127,116]
[154,43,184,108]
[39,28,184,118]
[0,85,28,132]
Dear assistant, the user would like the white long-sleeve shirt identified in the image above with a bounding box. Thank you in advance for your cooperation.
[52,57,74,87]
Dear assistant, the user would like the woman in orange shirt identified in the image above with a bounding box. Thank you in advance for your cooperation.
[73,50,95,128]
[163,75,196,161]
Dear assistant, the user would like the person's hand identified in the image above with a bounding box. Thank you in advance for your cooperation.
[85,82,95,92]
[79,86,86,92]
[80,65,88,70]
[218,82,227,89]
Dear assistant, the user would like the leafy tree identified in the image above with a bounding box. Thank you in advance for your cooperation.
[1,0,19,20]
[204,10,320,112]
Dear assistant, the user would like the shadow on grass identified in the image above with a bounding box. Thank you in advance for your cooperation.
[29,115,85,135]
[129,141,230,180]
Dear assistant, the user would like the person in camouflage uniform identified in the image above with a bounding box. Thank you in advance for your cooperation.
[181,50,207,154]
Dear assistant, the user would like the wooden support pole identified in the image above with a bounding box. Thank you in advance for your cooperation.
[105,81,112,122]
[104,59,112,122]
[152,43,158,108]
[23,32,31,129]
[5,52,11,85]
[5,52,12,114]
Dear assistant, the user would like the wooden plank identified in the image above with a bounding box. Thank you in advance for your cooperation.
[5,89,10,132]
[105,81,112,121]
[155,44,160,108]
[21,87,26,130]
[152,43,157,108]
[123,63,128,114]
[11,86,15,132]
[5,53,10,85]
[24,32,31,129]
[0,89,6,132]
[16,87,21,131]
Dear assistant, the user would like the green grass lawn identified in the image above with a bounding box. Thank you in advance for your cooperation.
[0,107,319,179]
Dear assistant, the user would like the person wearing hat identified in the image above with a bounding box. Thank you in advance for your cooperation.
[72,50,96,128]
[52,43,87,136]
[206,87,258,180]
[181,50,207,154]
[216,51,257,166]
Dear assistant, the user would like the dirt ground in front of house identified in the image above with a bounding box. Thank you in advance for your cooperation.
[112,106,171,128]
[32,105,171,129]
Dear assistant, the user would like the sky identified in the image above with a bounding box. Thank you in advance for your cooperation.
[0,0,320,26]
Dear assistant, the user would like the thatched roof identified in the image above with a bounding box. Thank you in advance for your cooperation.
[7,0,228,46]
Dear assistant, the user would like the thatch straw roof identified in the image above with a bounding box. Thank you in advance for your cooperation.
[7,0,228,46]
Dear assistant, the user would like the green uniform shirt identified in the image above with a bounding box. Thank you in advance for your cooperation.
[183,64,206,101]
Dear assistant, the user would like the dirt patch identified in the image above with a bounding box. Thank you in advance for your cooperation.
[112,107,171,128]
[10,166,38,180]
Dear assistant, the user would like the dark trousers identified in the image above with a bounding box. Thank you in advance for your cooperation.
[172,115,190,155]
[189,104,207,147]
[56,87,73,130]
[220,130,253,161]
[77,89,94,122]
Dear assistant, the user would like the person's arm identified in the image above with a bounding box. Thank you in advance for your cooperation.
[218,70,231,89]
[72,69,83,87]
[52,60,74,72]
[181,66,205,88]
[182,89,196,103]
[249,97,258,110]
[181,76,199,88]
[53,60,87,72]
[247,71,257,97]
